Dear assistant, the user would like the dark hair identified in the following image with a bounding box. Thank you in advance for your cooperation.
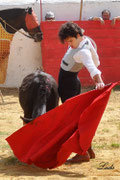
[58,22,84,43]
[102,10,111,17]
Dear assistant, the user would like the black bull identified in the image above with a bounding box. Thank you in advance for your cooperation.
[19,70,59,124]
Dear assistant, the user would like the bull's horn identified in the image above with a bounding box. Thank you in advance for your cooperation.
[20,116,33,123]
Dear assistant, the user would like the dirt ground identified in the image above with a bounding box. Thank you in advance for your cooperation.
[0,87,120,180]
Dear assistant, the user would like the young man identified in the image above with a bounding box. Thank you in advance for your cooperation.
[58,22,105,163]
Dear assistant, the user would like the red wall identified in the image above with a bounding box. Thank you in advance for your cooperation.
[41,20,120,87]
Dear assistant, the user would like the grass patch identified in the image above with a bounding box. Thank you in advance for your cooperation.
[1,144,11,151]
[106,107,115,111]
[2,156,23,166]
[93,143,120,149]
[110,143,120,149]
[102,128,109,133]
[0,131,9,136]
[113,85,120,91]
[93,143,108,149]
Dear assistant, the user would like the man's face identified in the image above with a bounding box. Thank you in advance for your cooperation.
[102,12,110,20]
[64,35,80,49]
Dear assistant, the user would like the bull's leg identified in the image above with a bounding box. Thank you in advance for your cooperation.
[47,89,59,111]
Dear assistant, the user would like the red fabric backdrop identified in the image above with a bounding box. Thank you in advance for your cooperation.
[41,20,120,87]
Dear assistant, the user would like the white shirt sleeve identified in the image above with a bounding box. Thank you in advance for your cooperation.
[73,49,101,79]
[88,40,100,67]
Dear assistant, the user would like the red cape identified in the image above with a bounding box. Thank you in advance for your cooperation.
[6,82,119,169]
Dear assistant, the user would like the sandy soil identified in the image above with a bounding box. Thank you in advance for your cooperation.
[0,87,120,180]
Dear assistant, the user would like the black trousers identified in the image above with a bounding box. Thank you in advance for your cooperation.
[58,68,81,103]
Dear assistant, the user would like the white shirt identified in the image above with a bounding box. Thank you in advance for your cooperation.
[61,37,101,79]
[74,37,101,78]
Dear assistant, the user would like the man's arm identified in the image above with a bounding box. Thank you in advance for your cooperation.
[89,17,105,24]
[74,49,105,90]
[111,16,120,25]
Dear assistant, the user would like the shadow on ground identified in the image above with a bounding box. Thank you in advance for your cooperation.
[0,155,86,178]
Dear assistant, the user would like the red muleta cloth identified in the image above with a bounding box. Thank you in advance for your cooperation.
[6,81,120,169]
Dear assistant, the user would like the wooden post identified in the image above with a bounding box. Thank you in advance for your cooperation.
[0,90,4,103]
[40,0,43,22]
[80,0,83,20]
